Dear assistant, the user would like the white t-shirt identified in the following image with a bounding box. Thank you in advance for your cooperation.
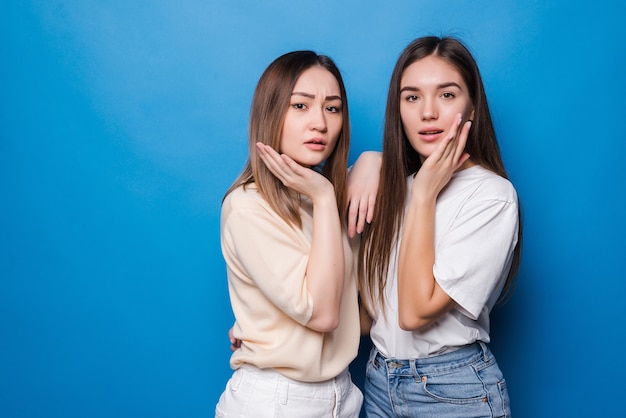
[370,165,519,359]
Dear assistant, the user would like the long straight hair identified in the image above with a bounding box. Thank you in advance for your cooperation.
[358,36,522,313]
[224,51,351,228]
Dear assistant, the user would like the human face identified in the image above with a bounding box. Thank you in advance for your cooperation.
[399,55,474,162]
[279,66,343,168]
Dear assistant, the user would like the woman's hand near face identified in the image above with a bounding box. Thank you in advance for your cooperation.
[256,142,344,332]
[412,114,471,201]
[256,143,335,203]
[397,114,471,331]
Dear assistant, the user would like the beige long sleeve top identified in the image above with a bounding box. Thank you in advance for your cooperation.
[220,183,360,382]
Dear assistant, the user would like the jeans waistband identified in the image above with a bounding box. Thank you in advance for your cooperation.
[374,341,490,370]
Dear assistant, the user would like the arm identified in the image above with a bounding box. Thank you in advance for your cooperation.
[257,143,344,332]
[397,116,471,331]
[347,151,381,237]
[359,301,373,335]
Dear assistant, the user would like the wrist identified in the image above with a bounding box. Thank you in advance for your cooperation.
[311,188,338,208]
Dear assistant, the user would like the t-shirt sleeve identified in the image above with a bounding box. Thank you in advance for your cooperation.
[433,195,519,320]
[221,202,313,325]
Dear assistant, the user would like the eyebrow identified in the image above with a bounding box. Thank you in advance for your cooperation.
[291,92,342,102]
[400,82,463,93]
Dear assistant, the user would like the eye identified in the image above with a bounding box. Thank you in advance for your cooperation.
[441,92,456,100]
[405,95,419,102]
[291,103,307,110]
[326,105,342,113]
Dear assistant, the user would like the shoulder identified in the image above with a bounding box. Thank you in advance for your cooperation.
[221,183,276,224]
[461,166,517,204]
[223,183,265,211]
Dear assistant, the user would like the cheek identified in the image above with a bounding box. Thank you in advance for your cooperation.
[463,103,474,120]
[400,107,417,130]
[329,118,343,139]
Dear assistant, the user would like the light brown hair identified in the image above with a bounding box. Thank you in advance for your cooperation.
[225,51,351,228]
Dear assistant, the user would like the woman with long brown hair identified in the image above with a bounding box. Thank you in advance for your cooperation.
[358,36,521,417]
[215,50,363,417]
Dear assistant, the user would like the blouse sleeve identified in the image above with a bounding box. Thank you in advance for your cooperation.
[433,192,519,320]
[221,201,313,326]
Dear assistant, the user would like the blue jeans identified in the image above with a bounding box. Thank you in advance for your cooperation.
[364,342,510,418]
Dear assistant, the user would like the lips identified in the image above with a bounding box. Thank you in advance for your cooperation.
[418,129,443,135]
[305,138,327,145]
[418,128,444,142]
[304,138,327,152]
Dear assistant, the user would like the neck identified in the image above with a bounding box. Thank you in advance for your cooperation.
[456,158,476,172]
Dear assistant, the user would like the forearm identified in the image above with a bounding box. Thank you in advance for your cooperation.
[347,151,382,237]
[305,192,345,332]
[397,195,452,330]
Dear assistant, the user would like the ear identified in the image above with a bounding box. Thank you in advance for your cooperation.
[469,108,475,121]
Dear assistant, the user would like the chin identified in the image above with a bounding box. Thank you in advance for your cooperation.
[297,156,326,168]
[415,147,434,161]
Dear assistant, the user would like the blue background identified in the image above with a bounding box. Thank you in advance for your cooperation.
[2,1,625,417]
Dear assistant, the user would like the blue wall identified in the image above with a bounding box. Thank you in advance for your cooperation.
[2,1,625,417]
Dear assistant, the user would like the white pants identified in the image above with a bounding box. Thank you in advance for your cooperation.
[215,365,363,417]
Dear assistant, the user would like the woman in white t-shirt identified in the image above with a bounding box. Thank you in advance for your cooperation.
[215,51,364,417]
[358,36,522,417]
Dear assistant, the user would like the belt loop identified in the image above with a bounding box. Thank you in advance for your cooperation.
[409,358,420,380]
[478,340,489,362]
[277,378,288,405]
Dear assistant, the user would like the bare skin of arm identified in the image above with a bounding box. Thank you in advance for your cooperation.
[347,151,381,238]
[359,302,373,335]
[257,143,344,332]
[397,116,472,331]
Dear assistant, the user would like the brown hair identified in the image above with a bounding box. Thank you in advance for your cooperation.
[359,36,522,313]
[224,51,351,228]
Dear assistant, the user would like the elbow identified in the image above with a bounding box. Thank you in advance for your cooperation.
[307,312,340,332]
[320,316,340,332]
[398,311,432,332]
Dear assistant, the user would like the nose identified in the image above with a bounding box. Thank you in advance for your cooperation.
[421,97,438,120]
[309,107,327,132]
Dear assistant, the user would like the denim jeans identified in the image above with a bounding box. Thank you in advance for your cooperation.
[215,365,363,417]
[364,342,510,418]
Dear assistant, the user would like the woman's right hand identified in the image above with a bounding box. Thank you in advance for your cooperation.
[412,114,471,200]
[256,143,334,202]
[347,151,381,237]
[257,142,344,332]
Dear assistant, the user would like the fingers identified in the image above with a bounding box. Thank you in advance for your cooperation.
[230,340,241,352]
[347,201,358,238]
[256,142,303,184]
[432,114,470,167]
[441,114,463,160]
[256,143,289,179]
[363,193,376,228]
[347,193,375,237]
[228,327,241,352]
[454,120,472,167]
